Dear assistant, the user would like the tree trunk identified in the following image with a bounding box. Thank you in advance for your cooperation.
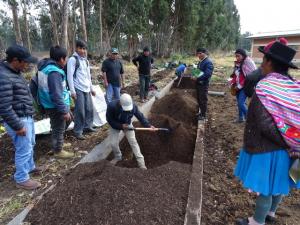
[99,0,103,55]
[47,0,59,45]
[79,0,87,42]
[9,0,23,45]
[61,0,69,49]
[22,3,32,52]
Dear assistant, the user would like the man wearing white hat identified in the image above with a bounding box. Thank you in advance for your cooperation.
[106,93,155,169]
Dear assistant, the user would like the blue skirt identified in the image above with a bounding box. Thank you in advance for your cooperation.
[234,149,300,196]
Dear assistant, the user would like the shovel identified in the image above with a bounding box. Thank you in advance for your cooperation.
[128,127,170,132]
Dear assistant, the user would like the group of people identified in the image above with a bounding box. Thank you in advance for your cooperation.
[0,41,156,190]
[0,37,299,225]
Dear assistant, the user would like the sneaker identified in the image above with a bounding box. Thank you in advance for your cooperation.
[74,134,86,140]
[84,127,97,133]
[29,165,47,174]
[16,179,41,190]
[54,150,74,159]
[110,158,122,165]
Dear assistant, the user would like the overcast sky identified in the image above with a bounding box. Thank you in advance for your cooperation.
[234,0,300,34]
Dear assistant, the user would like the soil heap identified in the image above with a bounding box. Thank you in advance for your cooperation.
[27,88,198,225]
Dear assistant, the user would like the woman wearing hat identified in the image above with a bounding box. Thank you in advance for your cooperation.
[235,38,300,225]
[230,49,257,123]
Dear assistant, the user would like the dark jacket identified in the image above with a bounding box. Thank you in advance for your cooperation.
[132,54,154,76]
[244,68,263,97]
[106,100,150,130]
[197,57,214,85]
[0,61,35,131]
[244,93,288,154]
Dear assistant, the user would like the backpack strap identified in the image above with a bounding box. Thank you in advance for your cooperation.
[72,55,80,79]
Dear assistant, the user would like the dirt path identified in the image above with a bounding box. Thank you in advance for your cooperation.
[202,83,300,225]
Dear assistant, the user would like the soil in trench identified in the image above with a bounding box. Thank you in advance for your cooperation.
[27,87,198,225]
[201,83,300,225]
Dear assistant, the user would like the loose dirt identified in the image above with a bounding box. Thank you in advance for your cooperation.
[27,160,191,225]
[0,68,175,224]
[26,84,198,225]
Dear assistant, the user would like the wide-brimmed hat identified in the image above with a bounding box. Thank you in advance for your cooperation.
[258,38,298,69]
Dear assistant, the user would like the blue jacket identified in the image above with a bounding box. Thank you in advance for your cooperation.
[197,57,214,85]
[37,59,70,113]
[106,100,150,130]
[175,64,186,74]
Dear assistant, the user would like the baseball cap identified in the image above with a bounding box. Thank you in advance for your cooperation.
[111,48,119,54]
[6,45,38,63]
[120,94,133,111]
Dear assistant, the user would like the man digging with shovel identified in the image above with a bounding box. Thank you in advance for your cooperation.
[106,93,156,169]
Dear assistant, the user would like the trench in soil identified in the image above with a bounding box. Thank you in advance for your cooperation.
[26,78,199,225]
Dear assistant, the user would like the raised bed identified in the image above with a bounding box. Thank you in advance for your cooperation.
[9,77,205,225]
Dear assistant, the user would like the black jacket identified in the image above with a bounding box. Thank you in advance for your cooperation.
[0,61,35,131]
[244,93,288,154]
[106,100,150,130]
[132,54,154,76]
[244,68,263,97]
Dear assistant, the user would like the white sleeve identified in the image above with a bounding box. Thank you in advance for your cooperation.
[67,57,76,94]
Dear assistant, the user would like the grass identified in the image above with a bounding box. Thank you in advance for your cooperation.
[0,196,28,222]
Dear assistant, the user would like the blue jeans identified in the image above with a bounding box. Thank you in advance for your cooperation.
[106,83,121,103]
[236,89,248,120]
[4,117,36,183]
[139,74,150,99]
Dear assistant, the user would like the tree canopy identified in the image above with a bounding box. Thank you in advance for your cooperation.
[0,0,242,57]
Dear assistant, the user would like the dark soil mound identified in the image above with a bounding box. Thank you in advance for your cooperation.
[27,160,191,225]
[122,84,139,96]
[118,114,196,168]
[150,90,198,126]
[173,77,196,89]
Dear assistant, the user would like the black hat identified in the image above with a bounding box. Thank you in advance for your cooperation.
[143,46,150,52]
[235,49,247,58]
[196,48,208,54]
[6,45,38,64]
[258,41,298,69]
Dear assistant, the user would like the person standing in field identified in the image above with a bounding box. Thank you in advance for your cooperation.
[195,48,214,120]
[101,48,124,103]
[132,47,154,102]
[67,40,96,140]
[0,45,41,190]
[230,49,256,123]
[235,38,300,225]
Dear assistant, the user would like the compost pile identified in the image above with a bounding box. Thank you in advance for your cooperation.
[173,77,196,89]
[27,86,198,225]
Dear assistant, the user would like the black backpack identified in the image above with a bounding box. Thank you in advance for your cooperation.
[64,55,80,80]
